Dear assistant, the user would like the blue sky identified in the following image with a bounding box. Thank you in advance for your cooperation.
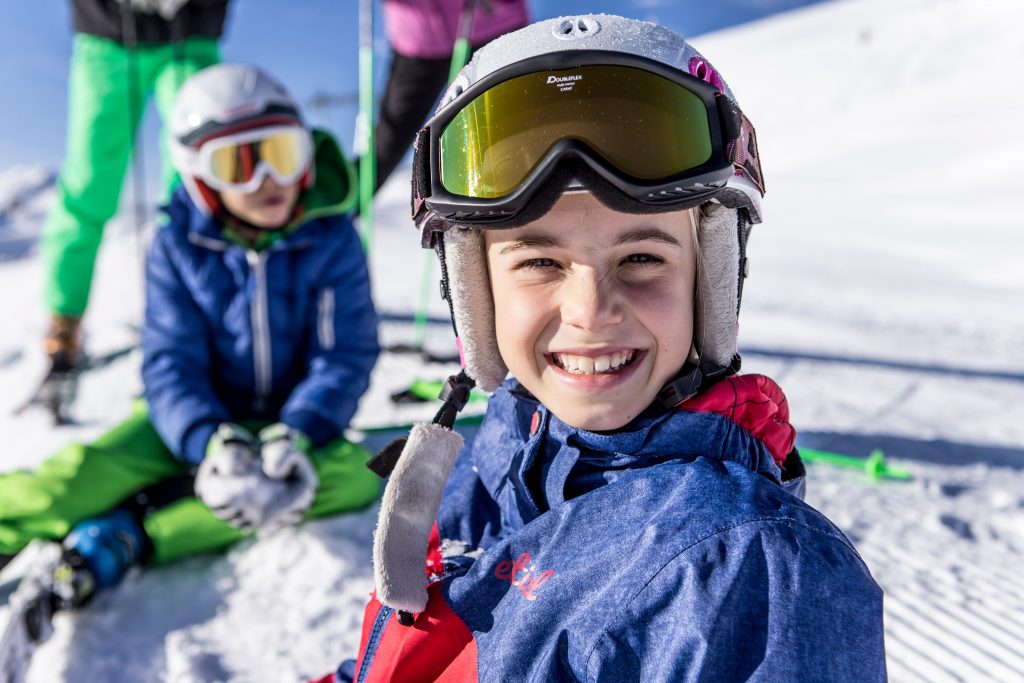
[0,0,826,177]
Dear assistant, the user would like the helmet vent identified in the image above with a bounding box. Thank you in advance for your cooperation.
[553,17,601,40]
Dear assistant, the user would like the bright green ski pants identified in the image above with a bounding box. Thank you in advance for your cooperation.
[0,410,381,565]
[41,33,220,317]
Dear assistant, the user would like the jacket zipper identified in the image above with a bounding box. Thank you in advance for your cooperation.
[246,249,272,412]
[355,603,394,683]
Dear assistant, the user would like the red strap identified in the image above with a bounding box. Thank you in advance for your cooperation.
[426,523,444,577]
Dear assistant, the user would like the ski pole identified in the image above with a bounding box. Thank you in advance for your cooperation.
[356,0,376,255]
[800,448,912,482]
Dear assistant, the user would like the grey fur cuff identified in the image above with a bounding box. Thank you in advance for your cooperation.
[372,423,464,614]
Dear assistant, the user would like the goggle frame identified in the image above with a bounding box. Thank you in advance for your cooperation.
[414,50,758,226]
[191,124,313,194]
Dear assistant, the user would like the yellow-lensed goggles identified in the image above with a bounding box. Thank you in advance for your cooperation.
[196,126,312,192]
[414,54,763,227]
[438,65,715,199]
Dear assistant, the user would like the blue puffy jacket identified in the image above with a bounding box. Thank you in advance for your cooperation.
[344,374,887,682]
[142,137,378,465]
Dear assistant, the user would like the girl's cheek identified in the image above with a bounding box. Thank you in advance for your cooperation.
[622,278,686,311]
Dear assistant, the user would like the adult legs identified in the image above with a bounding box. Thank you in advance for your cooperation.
[40,34,150,319]
[374,52,452,191]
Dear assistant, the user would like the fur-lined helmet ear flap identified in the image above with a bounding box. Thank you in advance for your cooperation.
[693,202,742,368]
[443,228,508,391]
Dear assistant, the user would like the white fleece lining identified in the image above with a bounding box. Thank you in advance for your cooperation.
[373,423,464,613]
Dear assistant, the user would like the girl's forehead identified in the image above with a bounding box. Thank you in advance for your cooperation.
[485,192,694,249]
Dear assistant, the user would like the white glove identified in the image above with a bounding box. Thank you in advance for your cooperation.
[117,0,190,21]
[195,424,289,531]
[256,424,319,529]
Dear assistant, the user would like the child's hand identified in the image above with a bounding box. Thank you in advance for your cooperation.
[195,423,283,531]
[257,424,319,529]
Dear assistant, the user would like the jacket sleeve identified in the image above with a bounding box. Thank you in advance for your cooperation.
[279,221,380,445]
[142,228,232,466]
[586,520,887,682]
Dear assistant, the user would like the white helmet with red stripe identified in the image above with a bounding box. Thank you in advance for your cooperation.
[169,63,314,215]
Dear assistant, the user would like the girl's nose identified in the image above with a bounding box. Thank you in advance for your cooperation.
[559,269,623,332]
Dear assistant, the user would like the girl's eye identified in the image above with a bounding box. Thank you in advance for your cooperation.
[623,253,664,265]
[514,257,560,271]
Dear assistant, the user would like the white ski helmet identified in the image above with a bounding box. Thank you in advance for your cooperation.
[169,63,314,215]
[412,14,766,402]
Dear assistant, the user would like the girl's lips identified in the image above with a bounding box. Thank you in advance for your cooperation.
[543,349,647,388]
[261,195,286,207]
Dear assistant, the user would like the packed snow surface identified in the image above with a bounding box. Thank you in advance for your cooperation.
[2,0,1023,680]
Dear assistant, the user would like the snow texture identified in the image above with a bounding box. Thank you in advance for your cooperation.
[1,0,1023,680]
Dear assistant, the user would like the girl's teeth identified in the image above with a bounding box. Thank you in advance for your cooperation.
[555,351,634,375]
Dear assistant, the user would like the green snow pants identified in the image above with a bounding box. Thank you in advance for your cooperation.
[0,409,381,565]
[41,33,220,318]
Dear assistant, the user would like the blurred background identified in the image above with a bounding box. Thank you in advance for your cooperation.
[0,0,829,173]
[1,1,1022,681]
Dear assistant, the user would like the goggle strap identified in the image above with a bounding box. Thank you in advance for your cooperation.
[715,93,764,196]
[731,111,765,197]
[412,127,431,221]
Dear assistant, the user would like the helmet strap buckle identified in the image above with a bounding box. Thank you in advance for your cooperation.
[658,353,742,408]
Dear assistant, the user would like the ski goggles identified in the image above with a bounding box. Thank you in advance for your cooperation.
[191,125,313,193]
[413,52,763,225]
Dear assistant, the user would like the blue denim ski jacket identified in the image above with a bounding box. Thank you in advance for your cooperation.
[142,141,378,465]
[345,375,887,682]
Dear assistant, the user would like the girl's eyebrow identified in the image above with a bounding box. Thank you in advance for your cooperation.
[498,234,562,255]
[614,227,681,247]
[498,227,680,256]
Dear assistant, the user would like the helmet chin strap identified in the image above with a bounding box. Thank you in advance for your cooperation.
[657,352,741,409]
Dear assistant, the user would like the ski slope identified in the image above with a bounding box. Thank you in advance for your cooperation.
[2,0,1023,680]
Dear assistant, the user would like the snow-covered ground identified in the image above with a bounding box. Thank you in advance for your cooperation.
[1,0,1023,680]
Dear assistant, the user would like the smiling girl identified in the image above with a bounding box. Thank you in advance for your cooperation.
[331,14,887,683]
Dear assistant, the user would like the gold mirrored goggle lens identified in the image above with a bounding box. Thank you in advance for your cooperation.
[207,129,306,185]
[439,65,714,199]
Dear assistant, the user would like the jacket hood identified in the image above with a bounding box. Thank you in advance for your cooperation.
[298,128,358,222]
